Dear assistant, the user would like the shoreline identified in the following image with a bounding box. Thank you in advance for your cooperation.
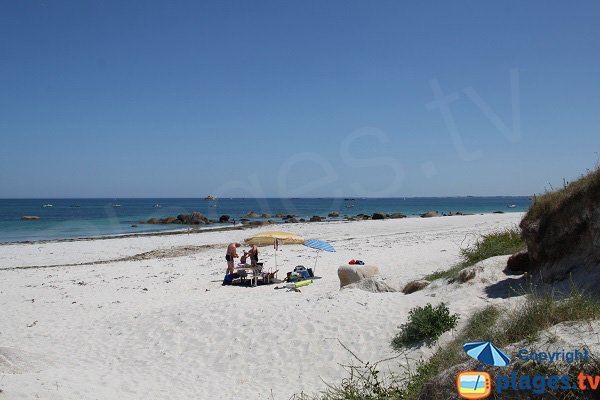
[1,210,523,246]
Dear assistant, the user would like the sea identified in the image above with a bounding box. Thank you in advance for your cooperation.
[0,197,531,243]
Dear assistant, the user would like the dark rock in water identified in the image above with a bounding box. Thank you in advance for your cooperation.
[372,212,386,220]
[389,213,407,219]
[310,216,323,222]
[285,217,299,223]
[240,218,249,222]
[420,211,441,218]
[493,210,504,214]
[190,212,209,224]
[131,224,138,228]
[21,215,40,220]
[299,218,306,222]
[275,214,284,218]
[328,211,339,217]
[147,212,209,225]
[261,213,271,218]
[446,211,468,216]
[505,250,530,275]
[246,211,259,218]
[219,215,230,223]
[245,220,271,226]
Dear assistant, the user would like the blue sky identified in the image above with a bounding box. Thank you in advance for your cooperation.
[1,1,599,198]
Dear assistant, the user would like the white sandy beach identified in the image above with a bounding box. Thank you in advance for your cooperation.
[0,213,525,399]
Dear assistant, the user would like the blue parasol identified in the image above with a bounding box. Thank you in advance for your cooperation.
[463,341,511,367]
[303,239,335,274]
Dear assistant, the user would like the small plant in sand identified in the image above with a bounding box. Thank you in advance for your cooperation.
[392,303,459,349]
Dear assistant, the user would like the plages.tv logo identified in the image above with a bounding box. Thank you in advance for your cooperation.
[457,341,597,398]
[456,341,511,399]
[456,371,492,399]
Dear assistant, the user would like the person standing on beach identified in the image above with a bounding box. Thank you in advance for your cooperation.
[226,242,241,274]
[248,244,259,267]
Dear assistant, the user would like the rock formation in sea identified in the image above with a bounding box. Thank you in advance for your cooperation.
[145,212,210,225]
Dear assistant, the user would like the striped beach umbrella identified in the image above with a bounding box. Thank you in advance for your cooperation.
[303,239,336,274]
[463,342,511,367]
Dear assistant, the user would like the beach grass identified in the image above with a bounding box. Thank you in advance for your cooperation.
[399,288,600,400]
[425,227,525,281]
[522,166,600,225]
[295,288,600,400]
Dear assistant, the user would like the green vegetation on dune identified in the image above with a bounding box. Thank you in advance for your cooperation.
[294,289,600,400]
[391,303,459,349]
[523,167,600,225]
[425,227,525,281]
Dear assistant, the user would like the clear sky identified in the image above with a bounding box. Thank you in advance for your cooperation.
[1,1,599,198]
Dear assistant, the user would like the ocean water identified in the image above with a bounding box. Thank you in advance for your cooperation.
[0,197,531,243]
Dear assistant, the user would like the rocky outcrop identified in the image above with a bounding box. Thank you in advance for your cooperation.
[243,220,272,226]
[343,278,397,293]
[389,213,407,219]
[146,212,209,225]
[337,264,380,288]
[21,216,40,220]
[372,212,386,220]
[246,211,259,218]
[520,169,600,288]
[328,211,339,217]
[420,211,441,218]
[310,216,323,222]
[505,250,531,274]
[402,280,430,294]
[219,215,230,223]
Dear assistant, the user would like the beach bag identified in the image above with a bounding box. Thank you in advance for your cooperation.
[222,273,240,285]
[294,266,310,279]
[299,270,310,279]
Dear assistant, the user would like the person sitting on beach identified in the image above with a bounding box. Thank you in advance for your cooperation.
[225,242,241,274]
[248,244,259,267]
[239,250,249,265]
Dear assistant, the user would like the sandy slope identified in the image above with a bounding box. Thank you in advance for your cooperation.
[0,213,523,399]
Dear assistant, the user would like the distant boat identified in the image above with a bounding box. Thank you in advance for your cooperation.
[112,204,121,207]
[70,205,81,208]
[507,204,517,208]
[204,195,217,201]
[42,204,53,208]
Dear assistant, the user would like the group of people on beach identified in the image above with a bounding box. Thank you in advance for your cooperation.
[225,242,258,274]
